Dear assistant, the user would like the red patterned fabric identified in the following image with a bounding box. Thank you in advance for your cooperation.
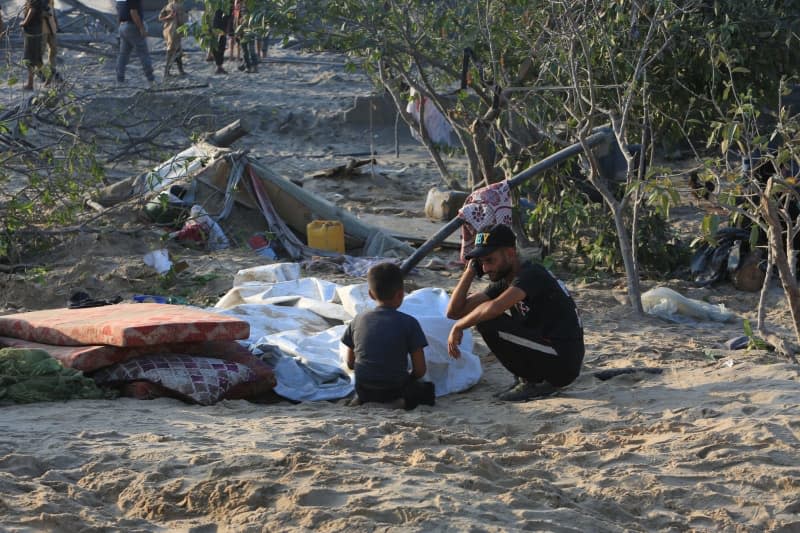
[458,180,514,262]
[0,336,256,373]
[0,304,249,347]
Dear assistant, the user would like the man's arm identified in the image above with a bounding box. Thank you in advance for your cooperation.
[130,8,146,36]
[448,286,525,357]
[20,3,35,27]
[345,347,355,370]
[409,348,426,379]
[446,260,490,319]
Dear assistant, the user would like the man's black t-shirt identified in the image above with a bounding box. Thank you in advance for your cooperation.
[341,306,428,386]
[484,261,582,342]
[116,0,141,22]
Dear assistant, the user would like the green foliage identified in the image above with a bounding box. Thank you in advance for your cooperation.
[742,319,769,351]
[525,176,686,276]
[0,95,105,261]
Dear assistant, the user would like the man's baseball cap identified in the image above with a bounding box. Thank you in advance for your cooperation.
[465,224,516,259]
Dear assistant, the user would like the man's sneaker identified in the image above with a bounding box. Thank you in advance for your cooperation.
[493,376,523,398]
[497,381,560,402]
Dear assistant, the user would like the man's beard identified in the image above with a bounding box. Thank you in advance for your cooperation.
[487,263,513,282]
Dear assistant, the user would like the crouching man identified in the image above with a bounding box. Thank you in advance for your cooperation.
[446,224,584,401]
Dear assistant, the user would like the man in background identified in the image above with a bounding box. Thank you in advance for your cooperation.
[116,0,155,85]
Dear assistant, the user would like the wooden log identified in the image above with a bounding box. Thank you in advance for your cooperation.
[424,187,468,221]
[203,118,254,148]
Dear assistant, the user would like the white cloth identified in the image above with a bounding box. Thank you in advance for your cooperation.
[213,265,483,401]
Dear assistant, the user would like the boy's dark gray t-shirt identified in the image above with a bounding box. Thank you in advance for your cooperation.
[341,306,428,386]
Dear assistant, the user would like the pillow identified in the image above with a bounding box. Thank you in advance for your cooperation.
[92,354,257,405]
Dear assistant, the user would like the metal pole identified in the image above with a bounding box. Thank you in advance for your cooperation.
[400,128,612,274]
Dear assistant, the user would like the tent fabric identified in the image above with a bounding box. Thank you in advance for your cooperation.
[0,303,250,347]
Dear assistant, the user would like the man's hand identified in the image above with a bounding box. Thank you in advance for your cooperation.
[448,325,463,358]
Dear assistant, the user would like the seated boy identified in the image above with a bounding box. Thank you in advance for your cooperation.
[341,263,435,410]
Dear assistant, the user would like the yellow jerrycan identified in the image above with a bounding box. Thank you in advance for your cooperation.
[306,220,345,253]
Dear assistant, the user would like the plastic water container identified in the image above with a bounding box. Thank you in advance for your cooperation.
[306,220,345,253]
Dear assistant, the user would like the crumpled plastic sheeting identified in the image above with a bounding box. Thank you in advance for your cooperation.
[215,277,339,310]
[641,286,736,324]
[213,263,483,401]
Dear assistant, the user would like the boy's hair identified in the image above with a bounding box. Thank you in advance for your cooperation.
[367,262,404,300]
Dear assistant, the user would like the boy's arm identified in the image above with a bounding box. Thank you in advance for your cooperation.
[409,348,426,379]
[346,347,355,370]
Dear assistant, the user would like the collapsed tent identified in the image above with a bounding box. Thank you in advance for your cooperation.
[214,263,483,402]
[97,140,416,260]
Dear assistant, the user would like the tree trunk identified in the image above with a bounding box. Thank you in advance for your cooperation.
[756,247,773,331]
[581,133,643,313]
[611,202,644,313]
[762,179,800,344]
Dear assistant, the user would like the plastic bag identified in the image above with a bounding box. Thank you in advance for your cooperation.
[641,286,735,324]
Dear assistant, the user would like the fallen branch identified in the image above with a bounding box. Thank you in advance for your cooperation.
[308,158,375,179]
[758,328,799,364]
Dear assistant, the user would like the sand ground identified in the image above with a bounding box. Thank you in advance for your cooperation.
[0,28,799,533]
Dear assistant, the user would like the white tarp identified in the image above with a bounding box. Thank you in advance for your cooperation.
[214,263,482,402]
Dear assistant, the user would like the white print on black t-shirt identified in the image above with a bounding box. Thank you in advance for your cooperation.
[515,300,531,317]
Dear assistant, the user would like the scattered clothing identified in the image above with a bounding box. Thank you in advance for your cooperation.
[170,205,230,251]
[593,367,664,381]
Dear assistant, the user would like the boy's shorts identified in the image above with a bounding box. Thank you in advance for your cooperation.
[356,376,435,410]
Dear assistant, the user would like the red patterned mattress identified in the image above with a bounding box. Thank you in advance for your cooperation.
[0,336,255,373]
[0,304,249,347]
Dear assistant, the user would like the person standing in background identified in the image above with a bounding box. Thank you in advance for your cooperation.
[115,0,155,85]
[41,0,59,82]
[20,0,44,91]
[159,0,187,77]
[210,3,229,74]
